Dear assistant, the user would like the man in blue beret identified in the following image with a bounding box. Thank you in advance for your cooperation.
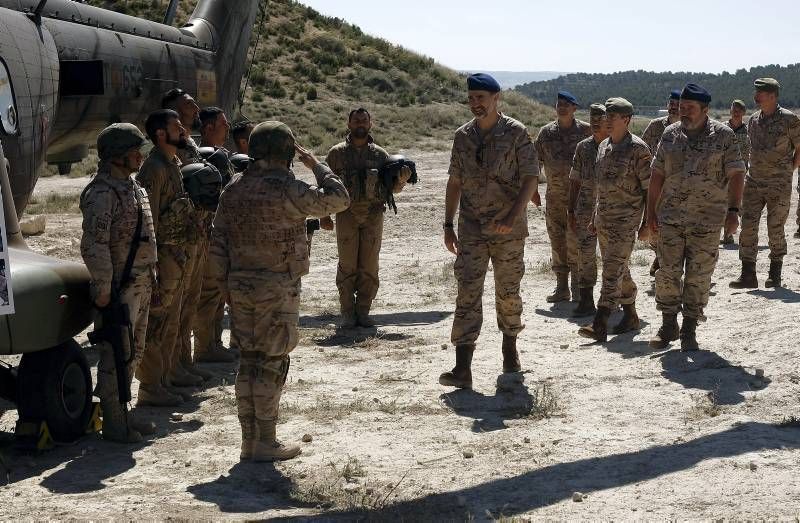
[439,73,541,389]
[647,84,745,351]
[534,90,591,303]
[731,78,800,288]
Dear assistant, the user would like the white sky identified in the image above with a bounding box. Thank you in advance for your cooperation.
[298,0,798,74]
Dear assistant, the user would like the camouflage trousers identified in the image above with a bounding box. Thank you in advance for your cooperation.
[193,246,226,355]
[176,236,207,367]
[739,180,791,262]
[574,212,598,289]
[451,238,525,346]
[655,224,719,322]
[336,209,383,315]
[136,245,187,387]
[228,271,300,423]
[545,187,578,276]
[596,222,637,309]
[95,271,152,400]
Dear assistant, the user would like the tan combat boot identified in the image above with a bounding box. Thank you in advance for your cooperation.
[439,344,474,388]
[252,419,301,462]
[649,313,679,349]
[501,335,521,373]
[765,260,782,288]
[578,306,610,342]
[729,261,758,288]
[239,416,256,461]
[612,303,640,334]
[101,399,143,443]
[546,273,570,303]
[136,383,183,407]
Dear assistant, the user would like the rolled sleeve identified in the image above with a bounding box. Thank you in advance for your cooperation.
[516,135,540,178]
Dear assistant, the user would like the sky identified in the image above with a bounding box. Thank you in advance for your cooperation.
[298,0,798,74]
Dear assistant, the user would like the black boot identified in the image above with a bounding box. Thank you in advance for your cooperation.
[578,306,610,342]
[765,260,782,288]
[501,334,521,373]
[649,257,660,277]
[572,287,596,317]
[439,344,474,388]
[546,273,570,303]
[612,303,641,334]
[729,261,758,288]
[680,317,700,351]
[570,273,580,303]
[649,313,679,349]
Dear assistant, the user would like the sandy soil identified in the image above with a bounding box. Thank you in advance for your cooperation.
[1,151,799,521]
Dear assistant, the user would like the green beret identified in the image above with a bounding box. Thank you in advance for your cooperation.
[754,78,780,93]
[589,103,606,117]
[731,99,747,110]
[604,97,634,116]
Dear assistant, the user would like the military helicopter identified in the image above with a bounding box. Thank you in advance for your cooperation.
[0,0,261,442]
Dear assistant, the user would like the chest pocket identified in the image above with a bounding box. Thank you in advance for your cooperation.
[601,152,637,194]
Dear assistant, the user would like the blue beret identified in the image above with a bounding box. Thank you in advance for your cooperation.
[557,90,579,106]
[680,83,711,104]
[467,73,501,93]
[669,89,681,100]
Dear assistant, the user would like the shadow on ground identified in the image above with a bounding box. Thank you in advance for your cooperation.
[440,372,538,432]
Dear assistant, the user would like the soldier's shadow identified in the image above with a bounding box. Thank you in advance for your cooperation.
[314,329,412,348]
[440,372,539,432]
[748,287,800,303]
[534,304,587,325]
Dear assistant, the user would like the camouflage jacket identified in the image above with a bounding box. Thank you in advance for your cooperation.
[594,132,652,227]
[326,135,392,216]
[641,116,677,154]
[208,161,350,281]
[653,119,745,230]
[534,118,591,193]
[135,147,196,246]
[449,113,539,241]
[747,106,800,183]
[569,136,602,220]
[80,163,157,297]
[727,120,750,168]
[177,135,202,164]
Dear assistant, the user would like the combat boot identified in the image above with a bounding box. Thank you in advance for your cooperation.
[182,360,213,380]
[680,317,700,351]
[578,306,610,342]
[136,383,183,407]
[439,344,474,389]
[546,273,570,303]
[649,257,660,277]
[721,233,735,246]
[239,416,256,461]
[612,303,640,334]
[251,419,301,462]
[339,310,357,329]
[571,287,596,317]
[195,343,236,363]
[164,382,193,401]
[501,334,521,373]
[128,409,156,435]
[167,364,203,387]
[649,312,679,349]
[101,399,143,443]
[356,309,375,328]
[765,260,782,288]
[729,261,758,288]
[570,274,580,303]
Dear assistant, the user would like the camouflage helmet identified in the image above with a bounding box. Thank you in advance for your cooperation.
[248,121,295,161]
[97,123,146,160]
[181,162,223,211]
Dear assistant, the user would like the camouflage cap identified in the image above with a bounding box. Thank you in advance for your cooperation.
[731,99,747,110]
[96,123,146,160]
[604,97,634,116]
[589,103,606,117]
[754,78,780,93]
[249,121,296,161]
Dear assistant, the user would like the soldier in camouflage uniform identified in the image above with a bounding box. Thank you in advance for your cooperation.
[647,84,746,351]
[208,121,349,461]
[721,99,751,245]
[439,73,540,389]
[578,98,651,342]
[321,108,411,328]
[534,90,591,303]
[80,123,157,442]
[640,89,681,276]
[134,110,194,407]
[568,103,610,317]
[731,78,800,289]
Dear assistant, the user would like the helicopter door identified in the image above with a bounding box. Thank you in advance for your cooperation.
[0,58,18,136]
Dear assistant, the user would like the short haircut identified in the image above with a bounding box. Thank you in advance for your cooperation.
[231,120,254,142]
[348,107,371,122]
[161,88,188,109]
[199,106,225,128]
[145,109,179,143]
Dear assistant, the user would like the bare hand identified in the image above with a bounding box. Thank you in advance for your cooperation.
[294,143,319,170]
[95,292,111,308]
[531,190,541,207]
[638,222,650,242]
[320,216,334,230]
[444,228,459,255]
[398,165,412,184]
[568,213,577,233]
[493,214,515,235]
[725,211,739,235]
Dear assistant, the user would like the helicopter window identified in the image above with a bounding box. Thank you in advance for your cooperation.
[0,59,18,135]
[60,60,104,96]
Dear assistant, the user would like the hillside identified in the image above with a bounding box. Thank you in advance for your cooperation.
[86,0,552,151]
[516,65,800,110]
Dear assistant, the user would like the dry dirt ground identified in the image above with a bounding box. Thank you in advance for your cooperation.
[1,150,800,521]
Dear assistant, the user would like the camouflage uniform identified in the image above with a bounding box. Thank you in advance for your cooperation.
[80,163,157,402]
[727,121,750,167]
[449,114,539,345]
[653,119,745,321]
[569,136,601,288]
[594,133,651,309]
[534,119,591,278]
[641,116,673,154]
[135,148,194,390]
[207,160,348,445]
[326,136,396,319]
[739,106,800,262]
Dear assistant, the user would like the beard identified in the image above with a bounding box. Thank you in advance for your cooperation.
[167,135,188,149]
[352,127,368,139]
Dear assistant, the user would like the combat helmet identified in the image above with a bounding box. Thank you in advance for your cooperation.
[181,162,223,211]
[248,121,295,161]
[96,123,146,160]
